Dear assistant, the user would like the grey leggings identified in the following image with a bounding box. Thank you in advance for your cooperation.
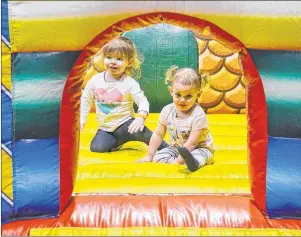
[90,118,168,153]
[153,146,214,168]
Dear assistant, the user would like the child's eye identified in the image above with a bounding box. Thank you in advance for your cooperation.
[106,56,112,59]
[175,93,181,98]
[117,58,123,61]
[185,95,192,99]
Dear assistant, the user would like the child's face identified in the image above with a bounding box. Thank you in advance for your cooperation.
[104,53,131,79]
[170,81,200,113]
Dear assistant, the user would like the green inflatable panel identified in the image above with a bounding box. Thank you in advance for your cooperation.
[265,75,301,138]
[124,23,198,112]
[12,52,80,139]
[249,50,301,138]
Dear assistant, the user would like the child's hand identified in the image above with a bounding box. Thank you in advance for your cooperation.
[136,155,153,163]
[128,118,145,134]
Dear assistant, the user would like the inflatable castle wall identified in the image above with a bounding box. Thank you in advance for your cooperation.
[1,1,301,236]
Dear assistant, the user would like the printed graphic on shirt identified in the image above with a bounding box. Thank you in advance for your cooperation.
[167,123,191,147]
[94,88,124,114]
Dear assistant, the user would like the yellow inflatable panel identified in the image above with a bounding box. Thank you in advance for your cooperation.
[30,227,301,236]
[1,149,13,200]
[1,41,11,91]
[9,14,301,52]
[74,114,249,195]
[74,178,249,195]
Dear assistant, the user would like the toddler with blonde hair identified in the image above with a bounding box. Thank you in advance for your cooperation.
[80,36,168,152]
[136,66,214,172]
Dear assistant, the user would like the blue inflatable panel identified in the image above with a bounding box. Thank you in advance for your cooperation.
[266,136,301,219]
[13,138,59,219]
[1,89,12,146]
[1,0,10,42]
[1,196,14,224]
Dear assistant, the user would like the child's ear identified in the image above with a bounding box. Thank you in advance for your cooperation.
[168,86,173,96]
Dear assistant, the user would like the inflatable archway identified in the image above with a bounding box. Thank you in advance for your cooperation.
[2,2,301,236]
[61,10,268,211]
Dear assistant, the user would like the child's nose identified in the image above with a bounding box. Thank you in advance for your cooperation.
[110,58,117,64]
[179,97,186,104]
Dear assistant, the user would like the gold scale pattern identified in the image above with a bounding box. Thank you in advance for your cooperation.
[195,34,246,114]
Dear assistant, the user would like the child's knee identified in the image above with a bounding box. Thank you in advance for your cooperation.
[90,142,111,153]
[191,150,214,167]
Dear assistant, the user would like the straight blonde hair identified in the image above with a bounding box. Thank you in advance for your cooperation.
[92,36,143,79]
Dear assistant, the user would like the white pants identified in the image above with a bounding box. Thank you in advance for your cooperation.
[153,146,214,168]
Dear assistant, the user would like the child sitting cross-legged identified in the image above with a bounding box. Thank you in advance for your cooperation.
[136,66,215,172]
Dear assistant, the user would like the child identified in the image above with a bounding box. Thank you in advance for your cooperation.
[136,66,214,172]
[80,36,168,153]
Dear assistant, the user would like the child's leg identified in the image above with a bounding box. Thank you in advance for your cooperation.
[90,129,117,153]
[136,125,169,150]
[191,148,214,167]
[152,146,178,163]
[113,119,169,150]
[113,119,136,147]
[177,147,200,172]
[178,147,214,172]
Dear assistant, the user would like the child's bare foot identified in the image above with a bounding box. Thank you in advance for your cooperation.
[177,147,199,172]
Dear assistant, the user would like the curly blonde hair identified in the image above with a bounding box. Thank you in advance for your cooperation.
[165,65,209,92]
[91,36,143,79]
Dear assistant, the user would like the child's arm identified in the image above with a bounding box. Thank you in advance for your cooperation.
[175,112,209,164]
[128,80,150,133]
[80,79,95,131]
[184,129,203,151]
[136,122,167,163]
[132,88,149,117]
[174,129,202,164]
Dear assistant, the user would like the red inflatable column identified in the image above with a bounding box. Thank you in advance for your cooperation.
[242,52,268,214]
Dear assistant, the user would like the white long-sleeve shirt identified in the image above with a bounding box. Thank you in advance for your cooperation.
[80,72,149,132]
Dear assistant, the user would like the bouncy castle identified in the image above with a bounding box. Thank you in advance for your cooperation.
[1,1,301,236]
